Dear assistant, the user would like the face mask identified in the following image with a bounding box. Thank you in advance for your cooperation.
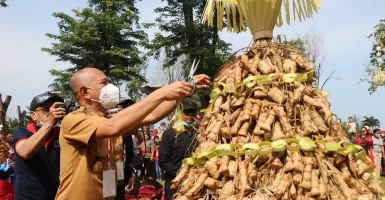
[88,84,120,109]
[34,113,61,128]
[381,134,385,137]
[183,120,197,128]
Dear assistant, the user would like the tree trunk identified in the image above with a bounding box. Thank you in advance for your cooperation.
[0,93,12,135]
[182,0,196,69]
[17,105,26,127]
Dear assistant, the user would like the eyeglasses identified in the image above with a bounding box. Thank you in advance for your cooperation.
[35,107,50,114]
[183,110,197,116]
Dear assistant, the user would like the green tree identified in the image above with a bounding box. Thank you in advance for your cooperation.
[42,0,148,98]
[0,0,7,8]
[361,19,385,94]
[287,38,307,56]
[146,0,231,80]
[4,117,19,134]
[363,116,380,129]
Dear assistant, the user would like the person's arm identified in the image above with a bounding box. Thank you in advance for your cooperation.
[95,81,193,139]
[150,141,155,161]
[13,102,65,159]
[159,129,177,176]
[139,74,211,126]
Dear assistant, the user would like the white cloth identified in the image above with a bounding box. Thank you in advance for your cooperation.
[347,122,356,133]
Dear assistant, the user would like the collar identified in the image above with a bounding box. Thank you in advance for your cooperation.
[26,121,59,150]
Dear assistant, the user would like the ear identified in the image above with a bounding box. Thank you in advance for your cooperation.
[30,111,37,121]
[80,86,91,100]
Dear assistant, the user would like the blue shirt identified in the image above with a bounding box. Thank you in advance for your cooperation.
[11,126,60,200]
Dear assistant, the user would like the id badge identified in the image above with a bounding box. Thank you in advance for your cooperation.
[103,170,116,198]
[116,161,124,181]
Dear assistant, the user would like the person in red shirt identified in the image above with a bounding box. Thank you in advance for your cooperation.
[356,127,375,164]
[153,136,162,181]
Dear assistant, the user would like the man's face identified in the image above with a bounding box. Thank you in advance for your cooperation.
[8,153,14,159]
[182,109,197,124]
[349,118,352,122]
[31,99,56,124]
[81,71,110,110]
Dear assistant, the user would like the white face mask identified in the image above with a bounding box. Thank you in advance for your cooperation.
[381,134,385,137]
[88,84,120,109]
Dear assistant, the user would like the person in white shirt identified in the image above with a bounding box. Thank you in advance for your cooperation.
[347,117,357,143]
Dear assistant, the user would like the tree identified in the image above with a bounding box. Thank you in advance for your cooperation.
[0,0,7,8]
[287,30,333,89]
[363,116,380,129]
[361,19,385,94]
[125,61,148,102]
[0,93,12,135]
[17,105,27,127]
[42,0,148,96]
[149,52,185,86]
[4,117,19,134]
[146,0,231,80]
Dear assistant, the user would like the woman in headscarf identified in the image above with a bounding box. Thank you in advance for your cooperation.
[356,127,375,164]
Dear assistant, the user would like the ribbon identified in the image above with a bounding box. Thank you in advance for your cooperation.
[182,139,374,166]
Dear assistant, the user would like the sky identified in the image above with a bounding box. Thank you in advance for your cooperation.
[0,0,385,126]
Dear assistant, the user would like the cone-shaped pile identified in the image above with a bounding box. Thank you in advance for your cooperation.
[171,40,384,200]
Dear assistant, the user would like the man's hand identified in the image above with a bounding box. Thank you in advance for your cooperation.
[159,81,193,101]
[46,102,66,125]
[193,74,211,91]
[126,174,136,193]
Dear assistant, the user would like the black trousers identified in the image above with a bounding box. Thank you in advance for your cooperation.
[115,180,125,200]
[164,174,177,200]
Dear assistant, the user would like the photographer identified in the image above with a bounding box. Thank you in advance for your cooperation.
[55,68,210,200]
[11,93,65,200]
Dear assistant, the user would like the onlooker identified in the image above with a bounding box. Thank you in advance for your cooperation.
[159,99,200,200]
[55,68,209,200]
[347,117,357,142]
[152,129,158,140]
[158,122,166,141]
[153,136,162,181]
[381,130,385,176]
[0,135,10,164]
[372,129,385,176]
[356,127,374,164]
[139,134,155,180]
[11,92,65,200]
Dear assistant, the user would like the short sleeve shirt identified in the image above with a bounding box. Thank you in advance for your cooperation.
[55,107,107,200]
[11,125,60,200]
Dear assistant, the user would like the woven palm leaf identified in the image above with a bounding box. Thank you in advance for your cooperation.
[202,0,321,40]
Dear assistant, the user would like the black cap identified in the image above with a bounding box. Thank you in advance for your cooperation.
[117,98,135,108]
[30,92,64,111]
[182,99,198,111]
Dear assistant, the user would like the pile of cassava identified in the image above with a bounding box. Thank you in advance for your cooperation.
[172,40,385,200]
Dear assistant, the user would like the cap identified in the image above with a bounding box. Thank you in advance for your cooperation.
[182,99,198,111]
[117,98,135,108]
[30,92,64,111]
[8,149,14,154]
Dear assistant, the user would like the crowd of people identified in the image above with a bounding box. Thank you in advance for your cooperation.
[0,68,210,200]
[346,117,385,177]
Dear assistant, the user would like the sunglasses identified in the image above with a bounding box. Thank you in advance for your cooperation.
[183,110,197,116]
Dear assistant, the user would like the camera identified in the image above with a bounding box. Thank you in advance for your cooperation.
[56,101,80,114]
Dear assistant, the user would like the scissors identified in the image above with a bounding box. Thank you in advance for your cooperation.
[188,58,200,82]
[188,58,200,96]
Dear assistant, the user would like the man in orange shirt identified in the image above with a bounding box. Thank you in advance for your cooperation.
[55,68,210,200]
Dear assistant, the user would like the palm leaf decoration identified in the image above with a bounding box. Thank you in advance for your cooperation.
[202,0,321,39]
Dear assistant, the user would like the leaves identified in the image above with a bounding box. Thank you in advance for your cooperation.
[363,116,381,129]
[362,19,385,93]
[147,0,231,80]
[42,0,148,99]
[0,0,7,8]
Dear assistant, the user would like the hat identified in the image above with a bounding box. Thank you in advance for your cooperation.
[8,149,14,154]
[30,92,64,111]
[117,98,135,108]
[182,99,198,111]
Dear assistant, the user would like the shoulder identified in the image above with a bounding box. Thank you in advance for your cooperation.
[12,127,30,138]
[61,107,104,131]
[162,128,175,138]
